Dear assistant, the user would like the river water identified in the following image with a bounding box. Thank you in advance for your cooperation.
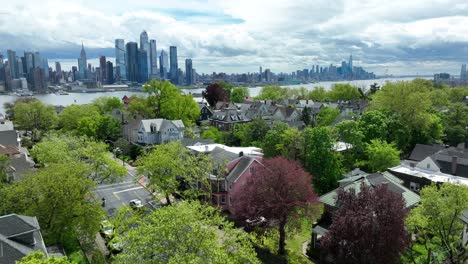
[0,77,422,113]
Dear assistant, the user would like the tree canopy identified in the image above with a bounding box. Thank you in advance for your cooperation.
[231,87,250,103]
[17,251,72,264]
[13,100,58,141]
[360,139,400,173]
[114,201,259,264]
[202,82,230,107]
[321,184,409,264]
[232,157,318,255]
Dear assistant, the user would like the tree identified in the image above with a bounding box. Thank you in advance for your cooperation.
[17,251,72,264]
[303,127,343,194]
[203,82,229,107]
[405,183,468,264]
[231,87,250,103]
[262,122,289,158]
[445,125,467,147]
[360,139,400,172]
[58,104,101,131]
[256,85,288,100]
[31,134,126,184]
[334,120,365,168]
[77,114,121,141]
[233,119,269,147]
[328,84,362,101]
[201,126,224,143]
[368,83,380,95]
[0,154,10,184]
[308,87,328,101]
[115,201,259,264]
[301,106,312,126]
[136,141,213,205]
[316,107,340,127]
[231,157,318,255]
[14,100,58,141]
[3,97,38,120]
[357,110,388,142]
[321,184,409,264]
[92,96,124,113]
[0,162,103,244]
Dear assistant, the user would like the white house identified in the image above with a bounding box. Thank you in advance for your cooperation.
[136,119,185,145]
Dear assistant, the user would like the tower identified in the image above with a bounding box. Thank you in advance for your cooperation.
[125,42,138,82]
[115,39,126,80]
[159,50,169,80]
[149,39,158,78]
[78,42,87,79]
[169,46,178,84]
[185,58,193,85]
[140,31,150,78]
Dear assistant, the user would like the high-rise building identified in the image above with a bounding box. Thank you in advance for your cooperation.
[169,46,178,84]
[99,56,107,84]
[185,59,193,85]
[125,42,138,82]
[461,64,467,80]
[106,61,114,84]
[7,50,17,79]
[138,49,148,83]
[17,57,24,77]
[159,50,169,80]
[24,52,34,74]
[115,39,126,80]
[259,66,262,82]
[32,67,46,92]
[42,57,49,80]
[149,39,158,78]
[140,31,150,78]
[72,66,78,81]
[78,43,87,79]
[349,54,353,75]
[33,52,41,69]
[55,61,62,81]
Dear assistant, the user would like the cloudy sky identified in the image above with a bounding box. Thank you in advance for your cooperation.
[1,0,468,75]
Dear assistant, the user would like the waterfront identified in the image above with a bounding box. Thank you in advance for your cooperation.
[0,77,423,113]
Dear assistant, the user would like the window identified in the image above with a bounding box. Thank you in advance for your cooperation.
[220,195,226,205]
[410,182,420,192]
[426,163,430,169]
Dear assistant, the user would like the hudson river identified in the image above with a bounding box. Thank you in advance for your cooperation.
[0,77,424,113]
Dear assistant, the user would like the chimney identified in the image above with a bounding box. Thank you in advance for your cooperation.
[239,151,244,157]
[451,156,458,175]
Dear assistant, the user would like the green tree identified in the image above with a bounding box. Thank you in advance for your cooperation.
[136,141,213,205]
[234,119,269,147]
[14,100,58,141]
[114,201,259,264]
[445,125,467,147]
[3,97,38,120]
[405,183,468,264]
[308,87,328,101]
[360,140,400,173]
[201,127,224,143]
[334,120,365,168]
[256,85,288,100]
[77,114,121,141]
[0,162,103,244]
[17,251,72,264]
[58,104,101,131]
[328,84,362,101]
[262,122,289,158]
[303,127,343,194]
[301,106,312,126]
[31,134,126,184]
[278,127,303,160]
[92,96,124,113]
[358,110,388,142]
[231,87,250,103]
[0,154,10,184]
[316,107,340,127]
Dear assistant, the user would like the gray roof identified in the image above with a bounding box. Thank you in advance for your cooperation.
[319,172,420,208]
[210,147,240,165]
[140,119,184,133]
[181,138,214,147]
[10,154,35,179]
[226,156,257,184]
[409,144,445,161]
[0,120,14,131]
[0,131,18,147]
[0,214,48,264]
[431,147,468,177]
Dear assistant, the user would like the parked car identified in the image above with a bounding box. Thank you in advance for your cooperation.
[107,236,123,254]
[100,220,114,240]
[129,199,144,209]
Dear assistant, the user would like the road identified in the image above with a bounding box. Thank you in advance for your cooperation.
[94,160,156,215]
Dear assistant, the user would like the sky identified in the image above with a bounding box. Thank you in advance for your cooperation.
[1,0,468,75]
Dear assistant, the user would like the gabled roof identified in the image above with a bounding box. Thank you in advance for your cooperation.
[0,130,18,147]
[140,119,184,133]
[0,214,48,264]
[226,156,259,184]
[319,172,420,208]
[409,144,445,161]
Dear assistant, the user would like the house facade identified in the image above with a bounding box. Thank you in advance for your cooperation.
[136,119,185,145]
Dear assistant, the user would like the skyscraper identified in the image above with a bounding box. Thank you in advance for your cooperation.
[24,52,34,74]
[169,46,178,84]
[185,59,193,85]
[138,49,148,83]
[125,42,138,82]
[461,64,467,80]
[99,56,107,84]
[140,31,150,78]
[42,57,49,80]
[106,61,114,84]
[7,50,17,79]
[17,57,24,77]
[149,39,158,78]
[33,52,42,69]
[55,61,62,80]
[349,54,353,75]
[115,39,126,80]
[159,50,169,80]
[78,43,87,79]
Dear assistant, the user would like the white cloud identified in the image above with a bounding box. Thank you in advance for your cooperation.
[1,0,468,75]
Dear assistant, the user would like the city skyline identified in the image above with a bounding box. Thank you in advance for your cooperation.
[1,1,468,75]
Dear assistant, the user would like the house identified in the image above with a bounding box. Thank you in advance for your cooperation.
[0,115,20,147]
[210,108,250,131]
[0,145,35,181]
[198,103,213,121]
[136,119,185,145]
[214,101,238,111]
[0,214,48,264]
[123,115,143,143]
[209,155,264,212]
[271,106,301,123]
[408,144,446,162]
[311,172,420,249]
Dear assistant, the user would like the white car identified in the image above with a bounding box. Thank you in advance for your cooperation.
[129,199,144,209]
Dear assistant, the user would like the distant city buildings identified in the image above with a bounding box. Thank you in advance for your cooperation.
[185,59,193,86]
[434,63,468,86]
[115,39,126,80]
[159,49,169,80]
[169,46,178,84]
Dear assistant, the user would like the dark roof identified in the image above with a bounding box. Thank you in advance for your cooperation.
[431,147,468,177]
[0,131,18,147]
[0,214,48,264]
[10,154,35,179]
[226,156,257,184]
[181,138,214,147]
[210,147,240,165]
[409,144,445,161]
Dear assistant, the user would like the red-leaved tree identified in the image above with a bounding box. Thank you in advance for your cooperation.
[321,184,409,264]
[231,156,318,255]
[202,83,229,107]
